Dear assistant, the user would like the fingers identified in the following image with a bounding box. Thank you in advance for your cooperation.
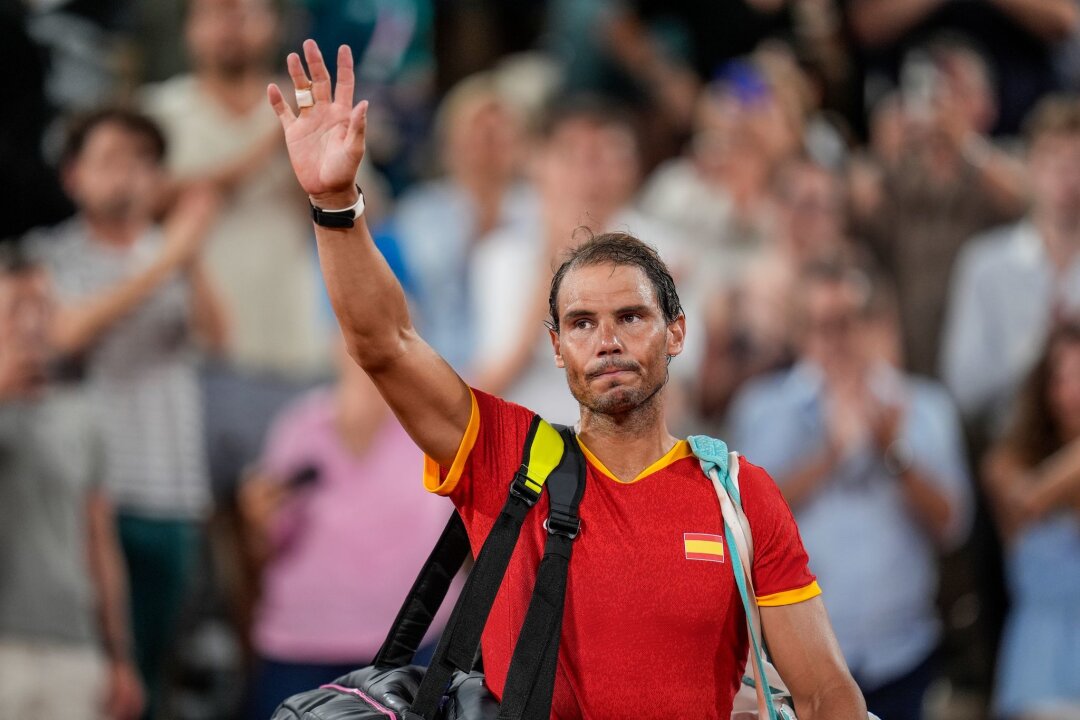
[266,84,295,127]
[286,51,311,94]
[345,100,369,159]
[334,44,355,109]
[303,39,333,104]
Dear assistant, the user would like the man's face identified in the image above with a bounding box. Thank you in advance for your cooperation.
[550,263,684,416]
[799,280,867,376]
[1029,133,1080,220]
[445,97,522,184]
[186,0,277,76]
[64,122,163,224]
[777,165,844,259]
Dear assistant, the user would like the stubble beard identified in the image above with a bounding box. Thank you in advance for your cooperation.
[568,362,669,426]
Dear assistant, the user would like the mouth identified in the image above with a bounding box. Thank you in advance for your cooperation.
[587,364,639,381]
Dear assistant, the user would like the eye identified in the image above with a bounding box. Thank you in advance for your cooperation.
[574,318,594,330]
[621,313,641,324]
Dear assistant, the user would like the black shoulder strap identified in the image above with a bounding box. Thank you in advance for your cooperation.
[495,425,586,720]
[373,512,472,669]
[406,415,578,719]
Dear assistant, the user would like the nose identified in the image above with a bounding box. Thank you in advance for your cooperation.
[597,319,622,356]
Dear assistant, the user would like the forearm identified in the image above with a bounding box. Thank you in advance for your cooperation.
[188,259,229,354]
[990,0,1080,40]
[966,141,1030,218]
[311,195,414,370]
[796,679,868,720]
[52,256,177,353]
[1030,439,1080,516]
[897,466,954,544]
[779,448,838,510]
[849,0,944,46]
[86,492,133,664]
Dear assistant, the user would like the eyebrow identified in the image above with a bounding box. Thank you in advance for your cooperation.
[562,304,654,322]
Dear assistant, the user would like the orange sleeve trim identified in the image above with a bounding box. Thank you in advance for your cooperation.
[422,389,480,496]
[756,580,822,607]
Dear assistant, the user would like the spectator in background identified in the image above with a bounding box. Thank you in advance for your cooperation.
[846,0,1077,134]
[469,97,684,424]
[942,95,1080,435]
[640,59,794,298]
[239,340,454,719]
[27,108,227,719]
[983,321,1080,719]
[0,249,143,720]
[394,72,533,370]
[728,261,972,720]
[697,158,853,424]
[852,37,1027,377]
[141,0,334,380]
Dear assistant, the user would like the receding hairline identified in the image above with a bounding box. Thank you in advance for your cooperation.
[547,231,683,332]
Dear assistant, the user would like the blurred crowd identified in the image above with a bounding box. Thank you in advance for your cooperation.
[2,0,1080,719]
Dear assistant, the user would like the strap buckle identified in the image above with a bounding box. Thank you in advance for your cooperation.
[543,515,581,539]
[509,467,542,507]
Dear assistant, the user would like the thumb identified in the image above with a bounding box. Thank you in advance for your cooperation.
[344,100,368,159]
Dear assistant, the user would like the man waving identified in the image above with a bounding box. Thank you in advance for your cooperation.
[267,40,867,719]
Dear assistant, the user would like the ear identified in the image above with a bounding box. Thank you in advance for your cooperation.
[60,162,78,201]
[549,326,565,368]
[665,314,686,358]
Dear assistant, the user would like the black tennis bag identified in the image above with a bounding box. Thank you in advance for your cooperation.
[271,417,585,720]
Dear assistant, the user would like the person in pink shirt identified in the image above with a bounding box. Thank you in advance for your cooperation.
[240,342,455,718]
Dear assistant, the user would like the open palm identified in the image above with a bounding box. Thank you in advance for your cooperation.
[267,40,367,201]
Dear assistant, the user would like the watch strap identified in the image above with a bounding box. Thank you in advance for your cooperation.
[310,184,364,228]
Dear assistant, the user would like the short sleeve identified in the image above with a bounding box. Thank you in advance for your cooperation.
[737,458,821,606]
[421,388,537,525]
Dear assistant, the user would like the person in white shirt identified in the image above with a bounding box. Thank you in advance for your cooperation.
[941,94,1080,434]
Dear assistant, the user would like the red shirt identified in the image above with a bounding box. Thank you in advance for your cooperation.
[424,390,820,719]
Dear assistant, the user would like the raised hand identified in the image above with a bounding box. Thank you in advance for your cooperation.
[267,40,367,207]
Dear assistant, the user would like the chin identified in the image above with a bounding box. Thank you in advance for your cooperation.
[588,386,650,415]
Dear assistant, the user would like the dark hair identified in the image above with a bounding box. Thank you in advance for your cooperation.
[1023,94,1080,144]
[61,108,167,167]
[1003,319,1080,468]
[547,231,682,333]
[0,242,40,277]
[538,94,640,149]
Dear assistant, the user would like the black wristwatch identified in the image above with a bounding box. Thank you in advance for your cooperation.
[310,185,365,229]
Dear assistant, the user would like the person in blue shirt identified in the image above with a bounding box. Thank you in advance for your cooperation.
[728,259,973,720]
[983,320,1080,719]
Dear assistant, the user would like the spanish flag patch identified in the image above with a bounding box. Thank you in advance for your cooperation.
[684,532,725,563]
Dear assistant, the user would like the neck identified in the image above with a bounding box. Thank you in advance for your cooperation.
[576,388,677,482]
[199,67,265,113]
[1034,209,1080,268]
[83,214,144,247]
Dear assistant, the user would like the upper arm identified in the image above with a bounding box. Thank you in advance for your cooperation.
[362,329,473,468]
[761,598,863,711]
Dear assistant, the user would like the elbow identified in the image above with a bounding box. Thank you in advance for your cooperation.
[50,321,91,356]
[345,325,416,373]
[797,675,867,720]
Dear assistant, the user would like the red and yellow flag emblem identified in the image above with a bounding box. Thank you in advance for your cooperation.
[684,532,725,563]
